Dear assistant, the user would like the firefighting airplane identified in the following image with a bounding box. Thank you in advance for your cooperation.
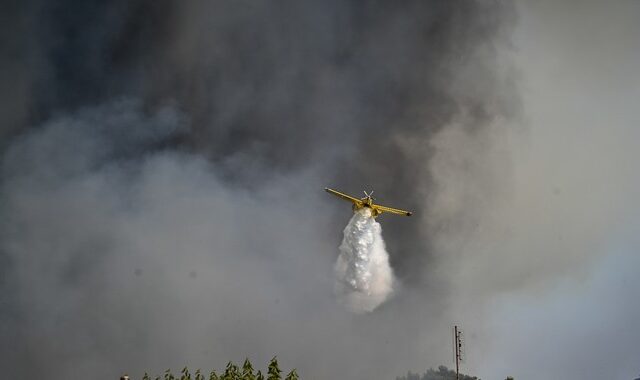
[324,187,413,218]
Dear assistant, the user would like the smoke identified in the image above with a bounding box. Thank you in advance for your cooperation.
[0,1,524,379]
[0,2,635,379]
[334,208,395,313]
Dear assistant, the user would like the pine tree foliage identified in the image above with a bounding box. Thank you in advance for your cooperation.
[242,358,256,380]
[130,360,487,380]
[284,369,298,380]
[139,358,296,380]
[267,357,282,380]
[222,361,241,380]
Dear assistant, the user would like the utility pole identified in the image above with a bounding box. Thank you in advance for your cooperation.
[453,325,464,380]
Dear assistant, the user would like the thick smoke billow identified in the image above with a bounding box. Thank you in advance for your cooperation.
[0,1,524,379]
[1,2,637,379]
[334,208,394,313]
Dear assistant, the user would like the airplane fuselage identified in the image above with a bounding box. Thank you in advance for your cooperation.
[352,196,382,217]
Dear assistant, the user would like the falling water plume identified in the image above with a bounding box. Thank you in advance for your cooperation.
[334,208,396,313]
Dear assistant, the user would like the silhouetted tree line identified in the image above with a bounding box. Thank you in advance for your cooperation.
[395,365,479,380]
[133,357,298,380]
[128,360,517,380]
[395,366,516,380]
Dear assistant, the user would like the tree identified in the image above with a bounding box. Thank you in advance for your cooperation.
[222,362,241,380]
[267,357,282,380]
[284,369,299,380]
[395,365,479,380]
[242,358,256,380]
[142,358,297,380]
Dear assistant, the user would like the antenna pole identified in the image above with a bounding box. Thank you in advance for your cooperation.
[454,325,460,380]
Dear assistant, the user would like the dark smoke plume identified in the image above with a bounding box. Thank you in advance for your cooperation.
[0,1,518,379]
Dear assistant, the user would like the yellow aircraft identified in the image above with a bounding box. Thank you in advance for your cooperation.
[324,187,413,218]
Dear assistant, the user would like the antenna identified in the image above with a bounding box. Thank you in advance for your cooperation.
[453,326,464,380]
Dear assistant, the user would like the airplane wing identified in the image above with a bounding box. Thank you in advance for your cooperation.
[373,204,413,216]
[325,188,363,206]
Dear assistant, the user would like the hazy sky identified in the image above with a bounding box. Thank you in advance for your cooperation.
[466,2,640,379]
[0,2,638,380]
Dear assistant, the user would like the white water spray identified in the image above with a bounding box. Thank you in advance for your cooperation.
[334,208,395,313]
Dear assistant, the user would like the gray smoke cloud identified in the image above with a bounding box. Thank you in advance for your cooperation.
[8,1,616,379]
[464,1,640,379]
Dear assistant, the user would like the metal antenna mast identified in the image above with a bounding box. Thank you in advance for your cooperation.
[453,325,464,380]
